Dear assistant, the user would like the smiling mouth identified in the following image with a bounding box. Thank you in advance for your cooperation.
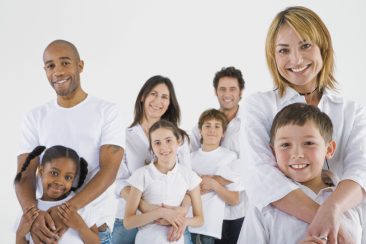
[289,163,309,169]
[289,64,310,73]
[53,77,71,85]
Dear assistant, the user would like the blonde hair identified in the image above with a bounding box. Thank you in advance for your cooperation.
[265,6,337,96]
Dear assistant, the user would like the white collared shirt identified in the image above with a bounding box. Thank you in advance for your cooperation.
[190,106,247,220]
[238,178,364,244]
[241,87,366,210]
[114,124,192,218]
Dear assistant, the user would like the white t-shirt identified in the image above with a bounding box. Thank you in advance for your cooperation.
[114,124,192,219]
[127,162,201,244]
[189,147,244,239]
[18,95,125,226]
[241,87,366,210]
[190,108,247,220]
[22,192,96,244]
[238,180,364,244]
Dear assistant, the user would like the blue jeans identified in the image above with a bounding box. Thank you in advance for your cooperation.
[184,228,193,244]
[111,218,138,244]
[98,225,112,244]
[191,233,215,244]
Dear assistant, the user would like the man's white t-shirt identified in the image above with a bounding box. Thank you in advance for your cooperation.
[18,95,125,226]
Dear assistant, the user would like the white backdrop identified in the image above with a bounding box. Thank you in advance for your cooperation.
[1,0,365,242]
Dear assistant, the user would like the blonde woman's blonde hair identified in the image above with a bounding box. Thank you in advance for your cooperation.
[265,6,337,97]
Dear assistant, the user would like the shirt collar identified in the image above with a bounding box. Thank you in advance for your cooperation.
[148,159,180,177]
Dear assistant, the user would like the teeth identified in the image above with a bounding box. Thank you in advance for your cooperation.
[291,66,307,73]
[55,79,67,84]
[290,164,307,169]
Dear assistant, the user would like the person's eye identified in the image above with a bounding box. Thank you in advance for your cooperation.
[154,141,161,146]
[162,94,169,100]
[65,175,74,181]
[280,143,290,148]
[62,61,70,66]
[302,43,312,49]
[278,48,289,54]
[50,171,58,176]
[45,64,55,70]
[304,141,315,146]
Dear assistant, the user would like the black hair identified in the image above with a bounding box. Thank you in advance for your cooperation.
[14,145,88,191]
[213,66,245,91]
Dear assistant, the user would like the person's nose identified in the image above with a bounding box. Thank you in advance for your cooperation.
[290,49,303,65]
[53,64,65,77]
[291,145,304,159]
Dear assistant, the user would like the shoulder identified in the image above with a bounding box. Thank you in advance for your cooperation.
[87,95,119,111]
[25,100,55,117]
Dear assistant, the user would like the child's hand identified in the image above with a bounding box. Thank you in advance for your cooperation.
[155,204,186,226]
[160,207,186,230]
[57,202,88,231]
[299,236,327,244]
[16,206,39,238]
[167,218,187,242]
[200,175,217,194]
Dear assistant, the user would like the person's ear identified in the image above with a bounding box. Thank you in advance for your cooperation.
[78,60,84,73]
[325,140,336,159]
[38,165,44,176]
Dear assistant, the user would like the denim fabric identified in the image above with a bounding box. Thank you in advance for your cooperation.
[98,225,112,244]
[191,233,215,244]
[111,218,138,244]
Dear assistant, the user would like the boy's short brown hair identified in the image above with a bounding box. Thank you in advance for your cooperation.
[270,103,333,145]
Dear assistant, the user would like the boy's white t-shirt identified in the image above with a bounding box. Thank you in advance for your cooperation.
[127,162,201,244]
[238,180,364,244]
[18,95,125,226]
[20,192,96,244]
[189,147,243,239]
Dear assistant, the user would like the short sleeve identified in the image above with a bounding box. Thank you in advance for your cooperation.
[187,170,201,192]
[127,167,146,192]
[18,111,39,155]
[100,103,125,148]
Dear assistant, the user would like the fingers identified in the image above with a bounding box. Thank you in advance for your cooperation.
[31,212,59,241]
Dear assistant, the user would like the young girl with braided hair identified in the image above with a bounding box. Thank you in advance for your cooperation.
[15,145,99,244]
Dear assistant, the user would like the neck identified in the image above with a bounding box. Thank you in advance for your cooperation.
[202,144,220,152]
[302,175,328,194]
[141,117,160,136]
[154,160,176,174]
[220,105,239,122]
[57,89,87,108]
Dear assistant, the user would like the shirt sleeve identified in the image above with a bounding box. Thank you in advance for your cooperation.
[127,167,146,192]
[237,203,269,244]
[187,170,202,192]
[241,94,299,210]
[341,103,366,191]
[100,103,125,148]
[18,111,39,155]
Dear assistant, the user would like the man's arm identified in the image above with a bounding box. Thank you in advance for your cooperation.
[15,154,38,211]
[68,144,124,210]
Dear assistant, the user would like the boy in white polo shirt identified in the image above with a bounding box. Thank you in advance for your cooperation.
[190,109,243,244]
[238,103,364,243]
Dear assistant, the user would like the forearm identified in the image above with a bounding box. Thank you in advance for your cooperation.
[15,154,38,211]
[272,189,319,223]
[124,208,164,229]
[185,215,203,228]
[15,233,27,244]
[213,184,239,206]
[78,226,99,244]
[323,180,364,215]
[212,175,232,186]
[70,145,123,209]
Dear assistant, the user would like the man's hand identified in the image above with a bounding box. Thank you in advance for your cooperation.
[48,205,68,237]
[200,175,217,194]
[16,206,39,238]
[30,210,59,244]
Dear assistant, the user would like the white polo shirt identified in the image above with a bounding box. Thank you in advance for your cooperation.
[114,124,192,219]
[128,162,201,244]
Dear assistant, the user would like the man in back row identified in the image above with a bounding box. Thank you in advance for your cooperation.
[15,39,125,243]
